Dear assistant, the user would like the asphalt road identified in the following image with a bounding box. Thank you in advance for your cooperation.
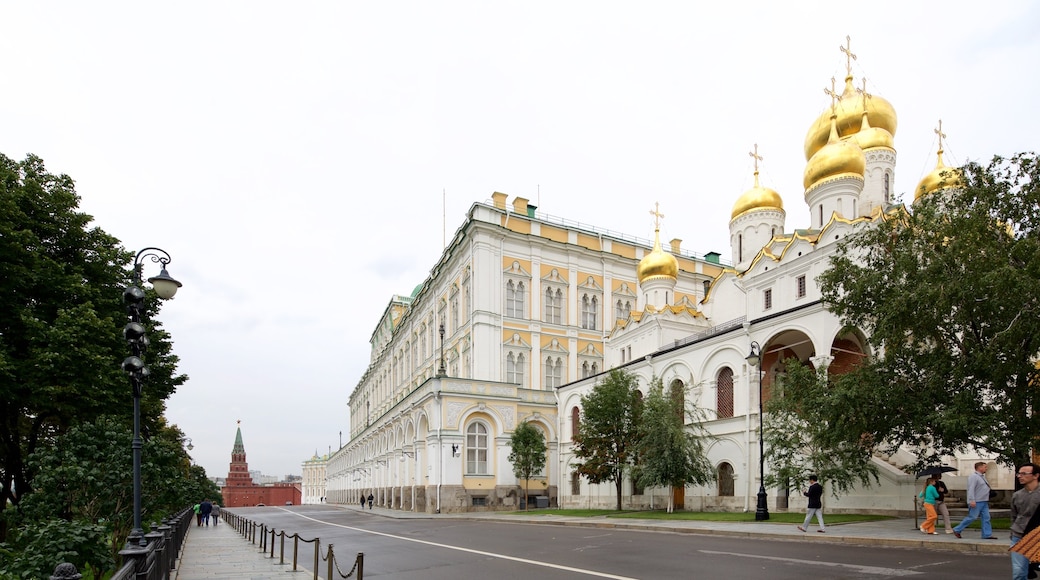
[234,506,1002,579]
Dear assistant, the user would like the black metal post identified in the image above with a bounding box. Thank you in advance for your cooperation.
[122,248,181,543]
[437,323,446,377]
[747,341,770,521]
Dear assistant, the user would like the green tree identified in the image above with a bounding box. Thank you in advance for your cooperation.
[572,369,643,511]
[0,152,187,541]
[763,360,880,497]
[814,152,1040,468]
[635,377,715,512]
[508,421,547,511]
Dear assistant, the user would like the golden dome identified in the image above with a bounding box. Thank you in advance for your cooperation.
[915,147,963,201]
[804,75,897,161]
[637,228,678,283]
[731,171,783,219]
[803,115,866,190]
[852,110,894,150]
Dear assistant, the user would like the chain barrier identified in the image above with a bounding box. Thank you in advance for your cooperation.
[223,511,363,579]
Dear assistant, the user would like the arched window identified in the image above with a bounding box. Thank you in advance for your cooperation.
[718,462,735,496]
[716,367,734,419]
[883,172,891,204]
[581,361,590,378]
[545,356,563,388]
[581,294,598,330]
[465,422,489,475]
[570,471,581,495]
[615,299,626,320]
[571,406,580,441]
[506,280,525,318]
[544,287,563,324]
[506,352,526,386]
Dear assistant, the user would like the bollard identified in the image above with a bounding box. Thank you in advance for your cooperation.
[49,563,82,580]
[279,531,287,565]
[269,528,276,558]
[293,535,300,571]
[327,544,334,580]
[313,540,320,580]
[357,552,364,580]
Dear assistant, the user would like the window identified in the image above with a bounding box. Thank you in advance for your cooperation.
[506,280,525,318]
[545,356,563,388]
[463,277,471,321]
[615,300,626,320]
[718,462,735,496]
[544,287,563,324]
[472,496,488,507]
[506,352,526,386]
[466,422,489,474]
[763,288,773,310]
[796,275,806,299]
[703,280,710,297]
[581,361,590,379]
[570,472,581,495]
[581,294,598,330]
[883,172,891,204]
[571,406,580,441]
[738,233,743,263]
[451,293,459,331]
[716,367,734,419]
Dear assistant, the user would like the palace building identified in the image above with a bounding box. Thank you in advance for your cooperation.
[325,41,1001,514]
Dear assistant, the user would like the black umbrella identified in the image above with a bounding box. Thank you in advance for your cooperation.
[916,465,957,478]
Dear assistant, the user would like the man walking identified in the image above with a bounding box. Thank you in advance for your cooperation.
[953,461,997,539]
[1010,463,1040,580]
[797,475,826,533]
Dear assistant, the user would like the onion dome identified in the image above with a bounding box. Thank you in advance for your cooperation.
[803,114,866,190]
[915,145,963,201]
[637,227,678,283]
[732,170,783,219]
[852,108,894,151]
[804,75,897,161]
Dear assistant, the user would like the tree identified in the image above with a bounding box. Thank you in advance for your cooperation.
[814,152,1040,468]
[572,369,643,511]
[508,421,547,511]
[0,153,187,541]
[763,360,881,497]
[635,377,715,512]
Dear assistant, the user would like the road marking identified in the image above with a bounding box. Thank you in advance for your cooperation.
[698,550,923,576]
[284,511,638,579]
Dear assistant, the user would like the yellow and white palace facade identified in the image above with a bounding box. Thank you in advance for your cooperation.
[324,45,1005,514]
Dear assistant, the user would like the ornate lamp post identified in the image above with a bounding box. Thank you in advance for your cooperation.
[122,248,181,542]
[746,341,769,521]
[437,323,446,377]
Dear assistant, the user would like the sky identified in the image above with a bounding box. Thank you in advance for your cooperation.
[3,2,1038,480]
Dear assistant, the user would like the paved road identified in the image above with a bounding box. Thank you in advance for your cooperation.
[177,505,1006,579]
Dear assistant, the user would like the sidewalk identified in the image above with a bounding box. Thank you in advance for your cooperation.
[174,507,1007,579]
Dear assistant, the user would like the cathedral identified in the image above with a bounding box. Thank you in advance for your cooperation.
[324,41,1000,514]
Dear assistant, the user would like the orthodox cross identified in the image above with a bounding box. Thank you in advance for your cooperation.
[824,77,840,113]
[749,143,763,173]
[649,202,665,230]
[858,77,872,110]
[935,119,946,150]
[840,35,857,76]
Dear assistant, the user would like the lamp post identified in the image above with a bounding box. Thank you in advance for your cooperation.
[437,323,446,377]
[746,341,769,521]
[122,247,182,542]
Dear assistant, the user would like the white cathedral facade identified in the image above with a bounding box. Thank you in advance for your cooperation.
[324,46,1003,515]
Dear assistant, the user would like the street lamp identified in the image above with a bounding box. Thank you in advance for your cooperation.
[746,341,769,521]
[184,438,193,451]
[437,323,446,377]
[123,247,182,543]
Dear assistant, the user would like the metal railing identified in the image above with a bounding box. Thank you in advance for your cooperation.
[50,506,193,580]
[224,511,364,579]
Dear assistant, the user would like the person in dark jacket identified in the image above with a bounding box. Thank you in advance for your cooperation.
[200,499,213,526]
[367,493,374,509]
[797,475,826,533]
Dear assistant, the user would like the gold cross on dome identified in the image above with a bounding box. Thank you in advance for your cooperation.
[935,119,946,145]
[858,77,872,108]
[824,77,840,112]
[649,202,665,230]
[840,35,857,76]
[749,144,763,173]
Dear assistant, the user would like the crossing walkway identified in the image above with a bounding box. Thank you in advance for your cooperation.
[174,506,1007,579]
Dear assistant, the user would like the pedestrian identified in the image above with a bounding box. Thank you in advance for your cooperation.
[797,475,825,533]
[211,502,220,525]
[933,472,954,534]
[953,461,997,539]
[367,493,374,509]
[919,477,939,535]
[193,502,202,526]
[200,498,212,526]
[360,495,366,510]
[1009,463,1040,580]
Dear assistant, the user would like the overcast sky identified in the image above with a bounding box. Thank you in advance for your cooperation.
[3,2,1038,479]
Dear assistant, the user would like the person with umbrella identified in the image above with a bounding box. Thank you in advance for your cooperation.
[934,473,954,534]
[919,476,940,534]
